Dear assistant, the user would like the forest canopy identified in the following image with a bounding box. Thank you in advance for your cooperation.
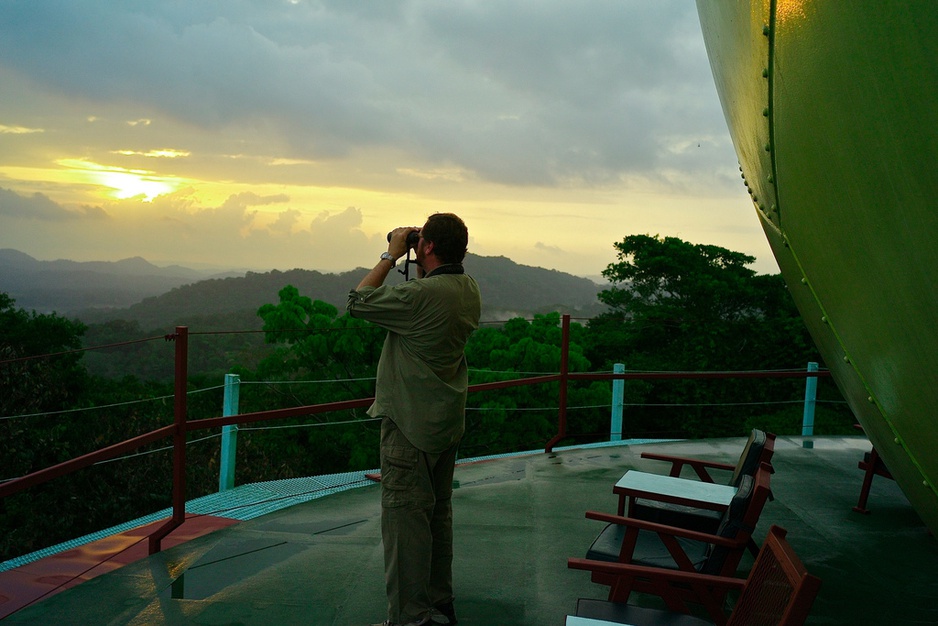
[0,235,850,561]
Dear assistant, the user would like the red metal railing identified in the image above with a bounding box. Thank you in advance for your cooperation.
[0,315,831,554]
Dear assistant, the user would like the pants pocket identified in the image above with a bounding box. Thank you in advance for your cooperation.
[381,445,419,507]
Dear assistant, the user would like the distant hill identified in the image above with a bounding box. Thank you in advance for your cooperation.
[467,254,606,320]
[0,249,238,314]
[0,249,607,330]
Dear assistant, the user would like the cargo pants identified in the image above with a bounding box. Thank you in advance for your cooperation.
[380,417,458,624]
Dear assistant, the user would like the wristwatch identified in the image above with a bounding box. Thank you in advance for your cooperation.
[380,251,396,266]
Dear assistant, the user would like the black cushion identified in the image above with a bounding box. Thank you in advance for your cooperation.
[731,429,767,487]
[585,522,710,570]
[701,473,754,575]
[629,501,722,534]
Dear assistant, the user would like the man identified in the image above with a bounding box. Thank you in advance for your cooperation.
[347,213,482,626]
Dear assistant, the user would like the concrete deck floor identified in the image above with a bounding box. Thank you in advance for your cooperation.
[2,435,936,625]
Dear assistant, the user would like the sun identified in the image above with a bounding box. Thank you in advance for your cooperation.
[95,170,178,201]
[56,158,185,202]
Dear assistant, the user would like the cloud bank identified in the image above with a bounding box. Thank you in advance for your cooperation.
[0,1,777,276]
[0,0,728,187]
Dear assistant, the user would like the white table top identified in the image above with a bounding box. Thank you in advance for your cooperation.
[566,616,632,626]
[615,470,737,506]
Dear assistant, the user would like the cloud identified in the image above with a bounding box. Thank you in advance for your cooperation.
[113,148,189,158]
[268,208,301,236]
[534,241,564,255]
[0,124,43,135]
[0,187,108,221]
[0,186,383,272]
[0,2,776,277]
[0,1,729,189]
[306,206,380,262]
[220,191,290,211]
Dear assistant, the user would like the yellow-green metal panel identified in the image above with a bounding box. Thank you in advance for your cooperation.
[696,0,779,230]
[698,0,938,535]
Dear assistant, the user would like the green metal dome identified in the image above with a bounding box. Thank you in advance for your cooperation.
[696,0,938,535]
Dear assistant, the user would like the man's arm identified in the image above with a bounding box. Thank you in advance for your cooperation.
[355,226,418,290]
[356,256,396,290]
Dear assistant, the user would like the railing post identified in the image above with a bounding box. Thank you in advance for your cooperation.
[219,373,241,492]
[149,326,188,555]
[802,361,818,446]
[611,363,625,442]
[546,314,571,453]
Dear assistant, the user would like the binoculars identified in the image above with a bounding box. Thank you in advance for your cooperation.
[387,231,421,248]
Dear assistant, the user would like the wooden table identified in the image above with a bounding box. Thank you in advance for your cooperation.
[614,470,738,516]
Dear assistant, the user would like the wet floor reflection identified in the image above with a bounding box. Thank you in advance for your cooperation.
[164,539,301,601]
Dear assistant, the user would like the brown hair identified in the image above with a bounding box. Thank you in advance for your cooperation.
[422,213,468,264]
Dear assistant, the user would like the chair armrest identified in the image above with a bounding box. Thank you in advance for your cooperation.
[584,510,740,548]
[567,557,745,624]
[567,557,746,591]
[640,452,735,482]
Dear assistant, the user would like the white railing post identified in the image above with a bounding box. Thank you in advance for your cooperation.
[611,363,625,441]
[802,362,818,443]
[218,373,241,492]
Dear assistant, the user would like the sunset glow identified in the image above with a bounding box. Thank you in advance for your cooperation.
[0,1,777,276]
[55,159,185,202]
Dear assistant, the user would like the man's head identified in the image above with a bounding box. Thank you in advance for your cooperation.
[419,213,468,265]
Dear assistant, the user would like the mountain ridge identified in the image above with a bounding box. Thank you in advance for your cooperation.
[0,249,607,328]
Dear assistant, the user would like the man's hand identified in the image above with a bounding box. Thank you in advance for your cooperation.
[387,226,419,261]
[355,226,419,291]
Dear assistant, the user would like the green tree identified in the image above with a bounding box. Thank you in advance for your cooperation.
[232,285,387,477]
[254,285,383,394]
[0,294,206,562]
[0,294,88,468]
[0,294,99,559]
[0,294,86,412]
[464,313,609,454]
[585,235,847,438]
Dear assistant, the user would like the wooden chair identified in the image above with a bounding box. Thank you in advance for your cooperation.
[571,464,773,607]
[851,425,894,514]
[854,445,894,513]
[567,525,821,626]
[629,430,776,534]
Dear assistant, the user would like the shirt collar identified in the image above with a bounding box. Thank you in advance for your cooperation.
[425,263,465,278]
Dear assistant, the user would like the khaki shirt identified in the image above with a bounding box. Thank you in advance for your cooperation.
[347,267,482,453]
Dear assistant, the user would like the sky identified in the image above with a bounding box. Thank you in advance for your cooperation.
[0,0,779,278]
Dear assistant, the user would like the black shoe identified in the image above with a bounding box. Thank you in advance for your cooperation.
[430,602,457,625]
